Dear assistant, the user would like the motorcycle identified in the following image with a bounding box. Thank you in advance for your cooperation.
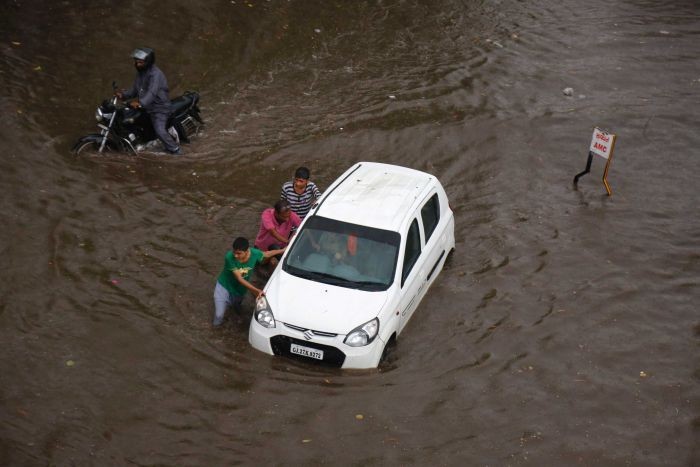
[73,82,203,155]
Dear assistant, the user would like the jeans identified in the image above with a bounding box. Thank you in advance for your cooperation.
[213,282,244,326]
[150,111,180,153]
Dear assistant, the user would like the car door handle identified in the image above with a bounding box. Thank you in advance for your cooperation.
[426,250,445,281]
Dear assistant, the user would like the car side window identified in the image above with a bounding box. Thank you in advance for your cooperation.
[420,193,440,242]
[401,219,422,287]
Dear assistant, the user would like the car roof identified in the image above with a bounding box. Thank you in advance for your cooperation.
[314,162,436,232]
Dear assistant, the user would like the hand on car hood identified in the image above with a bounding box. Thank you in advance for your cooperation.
[265,270,389,335]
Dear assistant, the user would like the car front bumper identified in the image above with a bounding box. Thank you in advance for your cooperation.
[249,319,385,369]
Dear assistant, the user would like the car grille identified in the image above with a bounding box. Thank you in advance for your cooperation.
[270,335,346,367]
[283,322,338,337]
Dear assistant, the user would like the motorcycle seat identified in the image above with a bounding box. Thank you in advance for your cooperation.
[171,91,199,116]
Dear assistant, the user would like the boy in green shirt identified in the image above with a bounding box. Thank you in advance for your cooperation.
[213,237,285,327]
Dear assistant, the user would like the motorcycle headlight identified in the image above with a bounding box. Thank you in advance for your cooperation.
[95,108,112,122]
[344,318,379,347]
[255,295,275,328]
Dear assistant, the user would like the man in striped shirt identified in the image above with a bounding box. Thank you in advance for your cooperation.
[280,166,322,219]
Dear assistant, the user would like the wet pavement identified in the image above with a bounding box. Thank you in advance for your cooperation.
[1,0,698,464]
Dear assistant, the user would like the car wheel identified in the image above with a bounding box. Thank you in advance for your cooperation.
[379,335,397,368]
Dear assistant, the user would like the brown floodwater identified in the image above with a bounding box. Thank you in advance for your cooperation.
[1,0,698,465]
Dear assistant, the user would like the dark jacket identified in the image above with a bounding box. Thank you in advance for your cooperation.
[123,64,172,115]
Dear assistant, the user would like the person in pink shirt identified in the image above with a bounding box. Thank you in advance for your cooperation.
[254,199,301,267]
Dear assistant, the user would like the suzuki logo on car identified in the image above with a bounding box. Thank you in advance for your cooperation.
[303,330,314,341]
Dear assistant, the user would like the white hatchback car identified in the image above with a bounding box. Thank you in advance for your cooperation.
[249,162,455,369]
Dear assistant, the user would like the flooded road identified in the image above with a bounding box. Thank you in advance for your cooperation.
[1,0,698,464]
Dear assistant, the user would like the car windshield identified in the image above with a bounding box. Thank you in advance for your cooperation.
[283,216,400,291]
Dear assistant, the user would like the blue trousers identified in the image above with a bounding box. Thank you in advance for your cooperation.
[150,111,180,153]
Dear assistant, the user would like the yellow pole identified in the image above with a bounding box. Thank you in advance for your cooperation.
[602,134,617,196]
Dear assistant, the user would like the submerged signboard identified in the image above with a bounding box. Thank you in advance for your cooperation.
[574,127,618,196]
[589,127,614,160]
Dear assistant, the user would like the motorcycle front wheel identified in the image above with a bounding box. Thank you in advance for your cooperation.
[73,137,118,156]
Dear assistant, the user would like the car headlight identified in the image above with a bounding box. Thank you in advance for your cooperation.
[255,295,275,328]
[344,318,379,347]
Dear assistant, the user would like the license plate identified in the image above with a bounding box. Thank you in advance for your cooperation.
[290,343,324,360]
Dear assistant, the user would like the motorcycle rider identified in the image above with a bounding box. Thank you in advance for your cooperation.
[116,47,182,155]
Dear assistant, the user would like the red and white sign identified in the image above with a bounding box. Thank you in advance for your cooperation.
[589,127,615,159]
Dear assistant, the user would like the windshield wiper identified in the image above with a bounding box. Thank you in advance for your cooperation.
[293,269,348,285]
[288,267,386,289]
[353,280,386,286]
[350,280,388,291]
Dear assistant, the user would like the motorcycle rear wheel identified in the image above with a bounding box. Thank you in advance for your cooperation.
[74,140,117,156]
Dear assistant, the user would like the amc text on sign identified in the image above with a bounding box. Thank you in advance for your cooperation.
[590,128,613,159]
